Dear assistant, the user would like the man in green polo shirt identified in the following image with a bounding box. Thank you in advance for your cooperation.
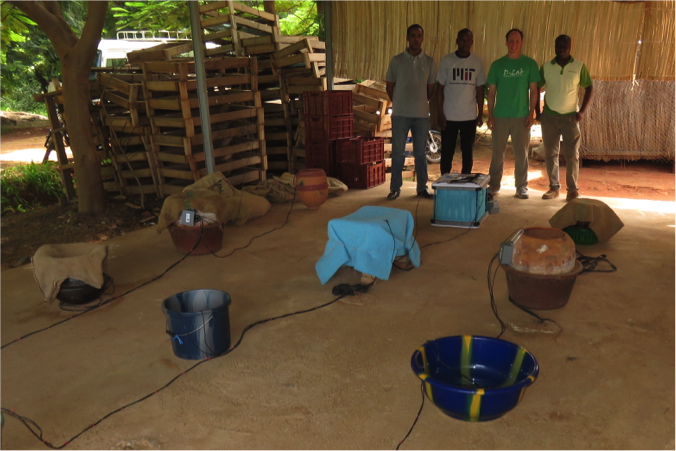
[486,29,540,199]
[536,34,594,201]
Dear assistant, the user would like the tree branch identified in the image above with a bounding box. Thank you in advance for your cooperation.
[75,1,108,58]
[41,0,64,20]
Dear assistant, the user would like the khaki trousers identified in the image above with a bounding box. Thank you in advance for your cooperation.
[540,112,580,192]
[489,117,531,192]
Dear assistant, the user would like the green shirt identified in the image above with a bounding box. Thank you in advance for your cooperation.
[486,55,541,118]
[538,57,593,115]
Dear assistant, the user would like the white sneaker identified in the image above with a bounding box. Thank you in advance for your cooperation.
[515,188,529,199]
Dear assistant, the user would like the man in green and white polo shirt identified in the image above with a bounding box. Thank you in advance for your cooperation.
[536,34,594,201]
[486,29,541,199]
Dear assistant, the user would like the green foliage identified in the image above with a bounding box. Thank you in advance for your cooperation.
[0,3,37,64]
[275,1,320,36]
[112,1,191,33]
[1,162,65,214]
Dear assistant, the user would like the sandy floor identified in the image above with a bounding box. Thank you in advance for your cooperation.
[1,167,674,449]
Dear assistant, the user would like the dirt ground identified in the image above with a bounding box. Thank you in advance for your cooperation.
[1,125,674,270]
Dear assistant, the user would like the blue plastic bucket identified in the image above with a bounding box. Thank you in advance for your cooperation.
[162,289,232,360]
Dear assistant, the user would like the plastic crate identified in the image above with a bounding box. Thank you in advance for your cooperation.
[304,91,353,117]
[305,115,354,141]
[305,141,336,176]
[340,161,386,189]
[336,137,385,165]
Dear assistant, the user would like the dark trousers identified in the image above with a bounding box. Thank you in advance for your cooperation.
[440,119,477,175]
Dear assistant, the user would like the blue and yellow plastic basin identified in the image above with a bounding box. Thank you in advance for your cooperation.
[410,335,539,422]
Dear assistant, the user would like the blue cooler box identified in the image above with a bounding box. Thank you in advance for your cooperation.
[431,173,490,228]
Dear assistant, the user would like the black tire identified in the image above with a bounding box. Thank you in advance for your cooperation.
[426,130,442,164]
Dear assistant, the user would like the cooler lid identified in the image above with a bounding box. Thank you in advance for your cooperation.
[432,173,490,189]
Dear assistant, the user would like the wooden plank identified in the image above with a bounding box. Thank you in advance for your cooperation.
[145,74,251,92]
[331,84,356,91]
[156,152,188,164]
[159,167,195,180]
[203,29,232,41]
[199,1,227,13]
[244,43,278,55]
[232,1,276,21]
[356,84,391,103]
[240,35,274,47]
[273,53,308,69]
[205,44,235,56]
[210,140,260,159]
[233,15,273,34]
[202,13,232,28]
[213,155,262,173]
[258,74,280,84]
[353,93,387,110]
[272,38,312,60]
[264,118,286,127]
[266,132,289,141]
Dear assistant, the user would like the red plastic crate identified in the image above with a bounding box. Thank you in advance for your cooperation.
[305,140,336,176]
[304,91,353,117]
[336,137,385,165]
[340,161,386,189]
[305,115,354,141]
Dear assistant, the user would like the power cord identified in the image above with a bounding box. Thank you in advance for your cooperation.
[1,281,374,450]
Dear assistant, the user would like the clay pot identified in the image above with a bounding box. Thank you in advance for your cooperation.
[295,168,329,210]
[168,222,224,255]
[511,227,576,275]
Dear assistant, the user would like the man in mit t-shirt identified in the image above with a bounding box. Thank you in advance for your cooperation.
[436,28,486,175]
[385,24,437,200]
[486,28,540,199]
[536,34,594,202]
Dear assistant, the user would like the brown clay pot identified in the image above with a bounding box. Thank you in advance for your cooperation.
[168,222,224,255]
[511,227,576,275]
[295,168,329,210]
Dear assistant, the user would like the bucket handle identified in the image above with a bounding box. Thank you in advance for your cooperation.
[410,348,428,379]
[166,313,214,344]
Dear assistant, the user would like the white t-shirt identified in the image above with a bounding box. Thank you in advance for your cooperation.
[436,52,486,121]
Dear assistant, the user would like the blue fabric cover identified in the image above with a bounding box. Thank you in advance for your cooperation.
[315,206,421,284]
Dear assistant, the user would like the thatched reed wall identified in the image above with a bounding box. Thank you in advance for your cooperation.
[333,1,674,82]
[580,80,675,162]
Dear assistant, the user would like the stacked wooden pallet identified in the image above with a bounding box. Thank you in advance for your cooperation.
[142,57,265,195]
[96,72,160,196]
[352,81,392,138]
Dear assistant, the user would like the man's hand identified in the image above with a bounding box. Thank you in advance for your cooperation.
[438,114,447,130]
[524,114,535,128]
[575,111,585,122]
[476,115,483,128]
[487,117,495,131]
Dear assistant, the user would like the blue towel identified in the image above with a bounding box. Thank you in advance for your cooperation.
[315,206,421,284]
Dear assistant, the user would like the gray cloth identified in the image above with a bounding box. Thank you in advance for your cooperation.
[385,49,437,118]
[489,116,531,192]
[541,112,581,191]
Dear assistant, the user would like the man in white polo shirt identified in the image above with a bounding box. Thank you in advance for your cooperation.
[536,34,594,201]
[436,28,485,175]
[385,24,437,200]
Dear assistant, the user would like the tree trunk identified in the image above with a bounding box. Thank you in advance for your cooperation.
[263,1,276,15]
[9,1,108,214]
[61,57,105,214]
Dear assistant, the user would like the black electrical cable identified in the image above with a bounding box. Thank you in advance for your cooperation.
[1,225,206,350]
[576,251,617,273]
[395,381,426,450]
[1,281,372,450]
[2,192,299,350]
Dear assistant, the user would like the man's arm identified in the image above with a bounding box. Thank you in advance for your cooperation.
[487,84,496,131]
[427,83,435,101]
[576,85,593,122]
[525,81,538,128]
[386,81,395,103]
[475,85,484,127]
[436,82,446,130]
[535,87,543,121]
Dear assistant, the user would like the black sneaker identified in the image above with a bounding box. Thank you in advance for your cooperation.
[387,190,400,200]
[417,189,433,199]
